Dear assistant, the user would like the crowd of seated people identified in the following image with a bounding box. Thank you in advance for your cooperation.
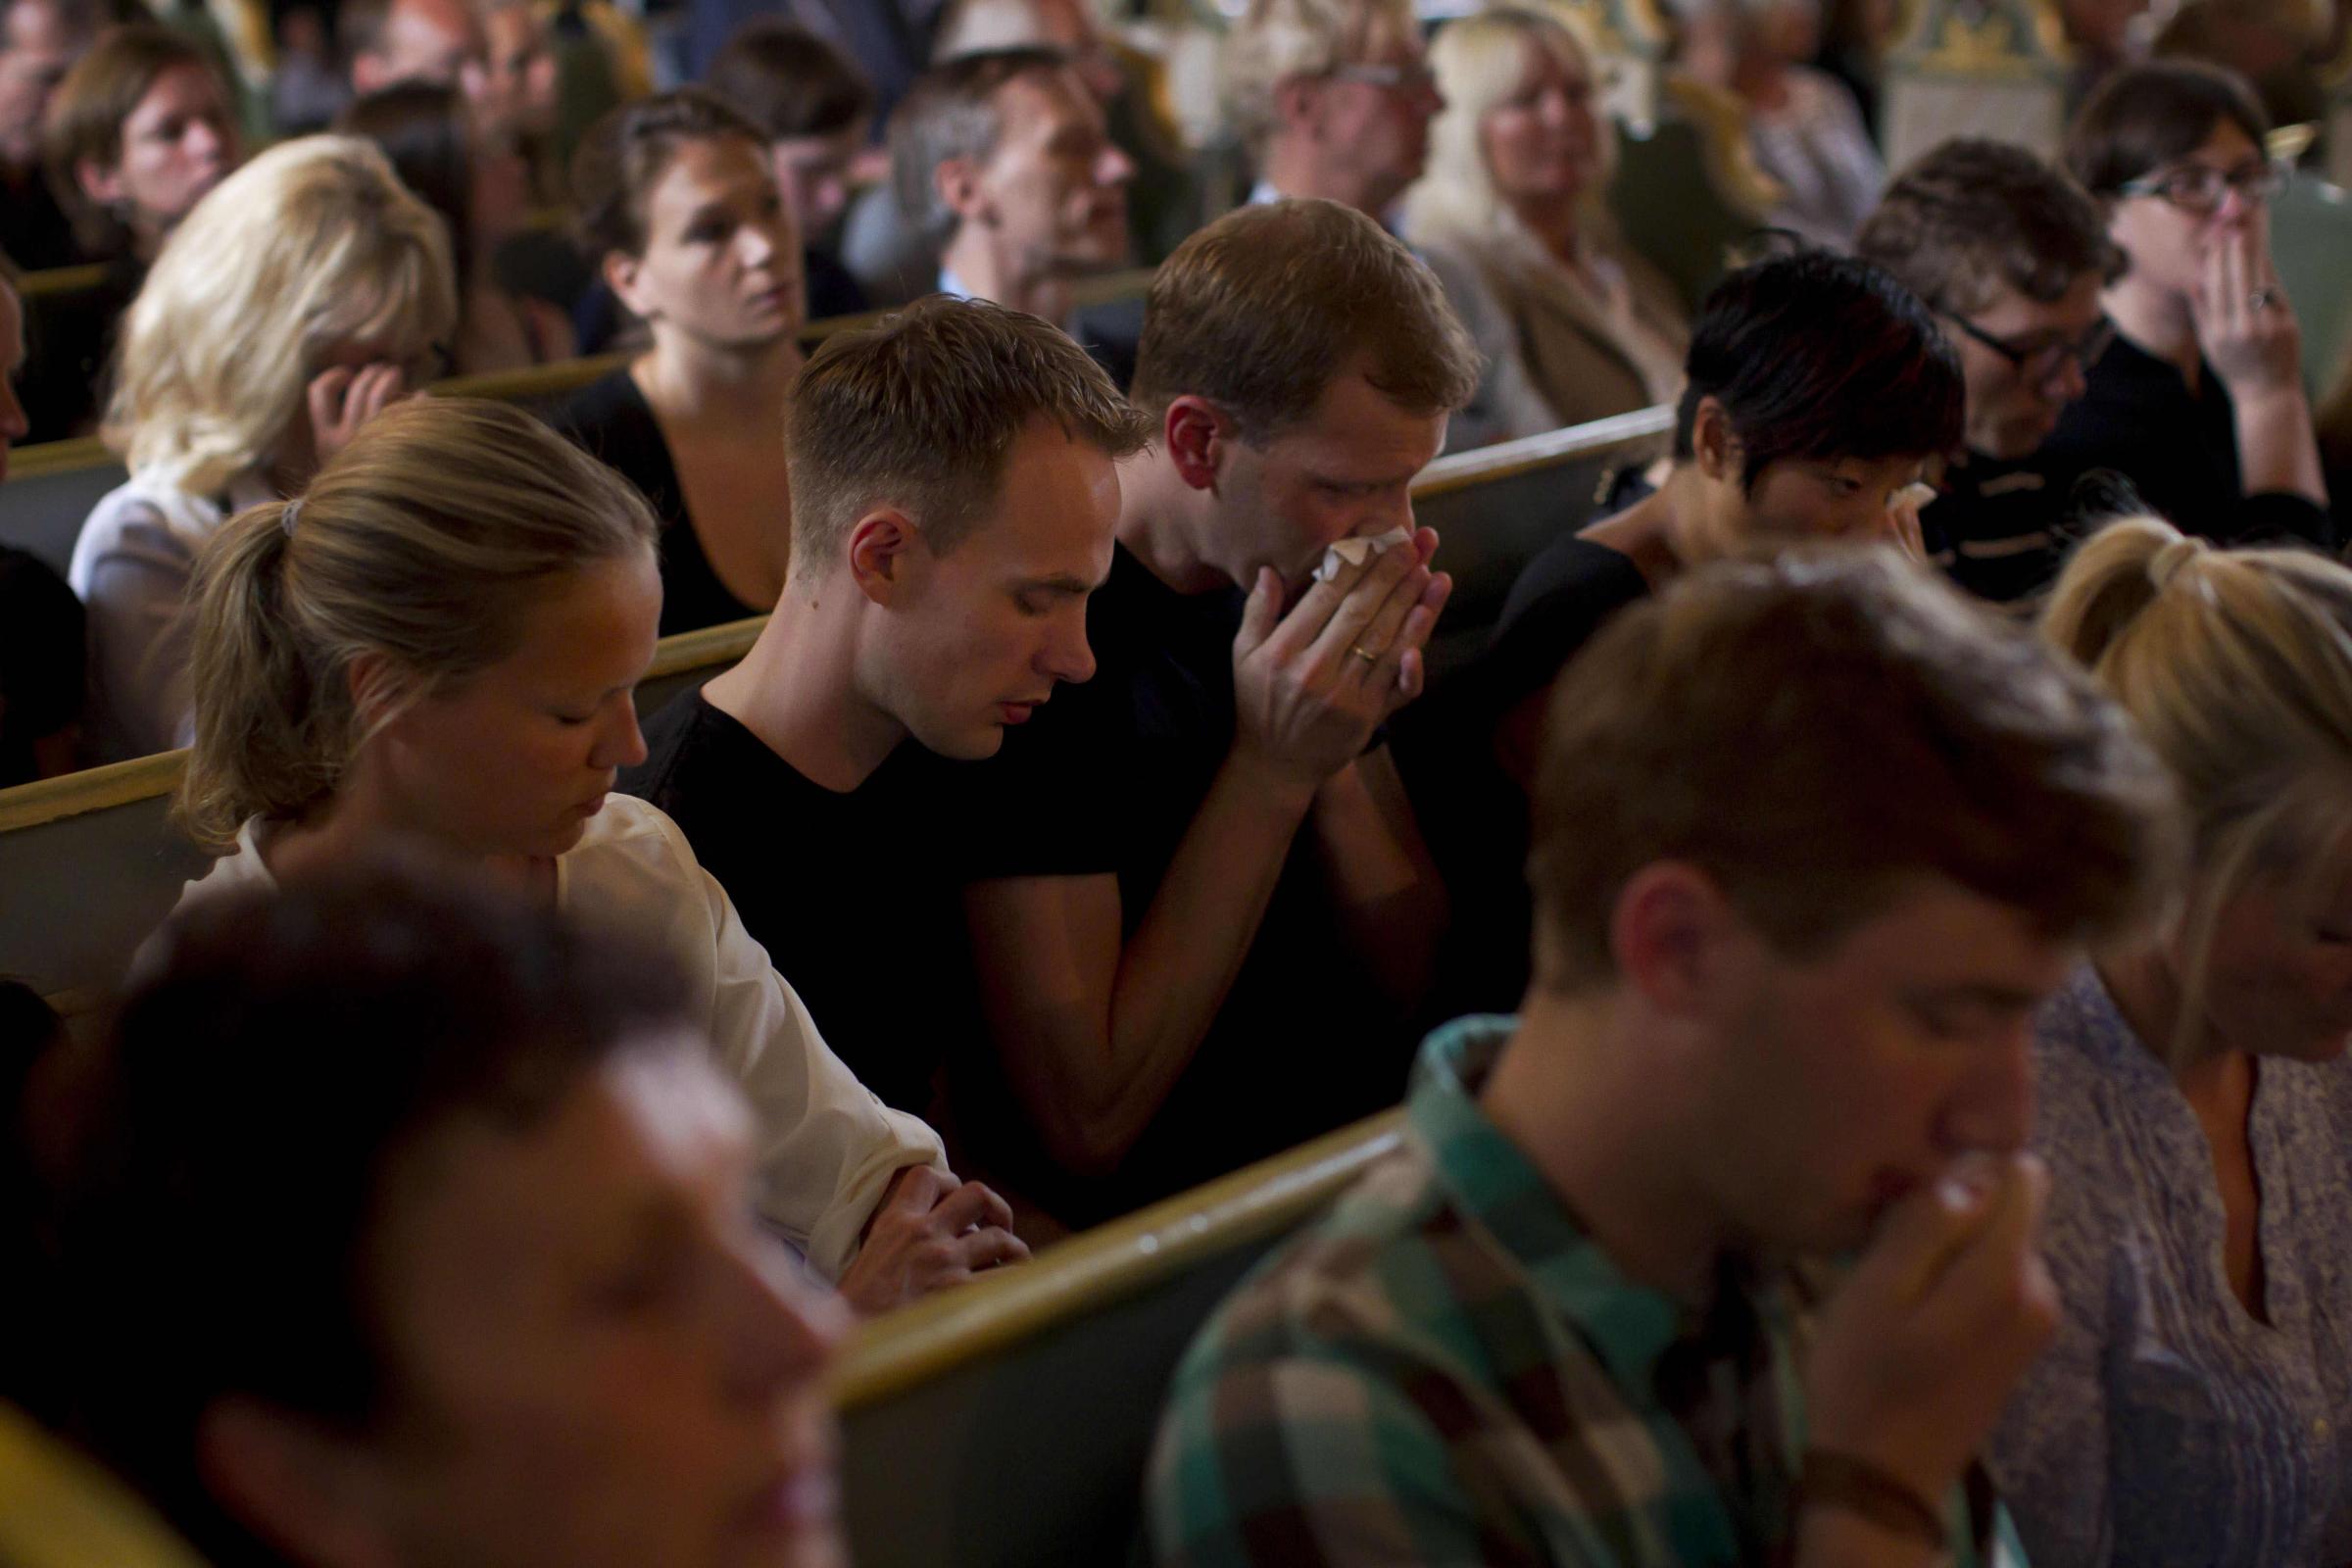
[5,3,2352,1564]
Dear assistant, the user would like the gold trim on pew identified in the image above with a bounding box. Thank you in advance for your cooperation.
[834,1106,1407,1409]
[2,268,1165,485]
[1411,403,1673,500]
[15,262,109,300]
[0,615,771,835]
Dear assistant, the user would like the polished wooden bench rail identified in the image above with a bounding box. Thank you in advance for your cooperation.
[0,616,765,1008]
[836,1106,1408,1567]
[0,406,1674,1006]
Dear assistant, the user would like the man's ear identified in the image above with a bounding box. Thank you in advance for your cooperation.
[1608,860,1747,1022]
[1161,395,1228,493]
[932,155,986,226]
[196,1396,402,1568]
[601,248,651,321]
[1690,395,1740,486]
[76,156,122,207]
[846,507,920,604]
[1272,74,1322,140]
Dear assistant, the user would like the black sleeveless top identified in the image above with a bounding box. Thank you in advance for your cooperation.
[544,368,770,636]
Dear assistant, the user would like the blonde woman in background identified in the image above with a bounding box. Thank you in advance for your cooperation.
[1403,8,1687,428]
[1990,515,2352,1566]
[168,394,1026,1314]
[67,135,455,762]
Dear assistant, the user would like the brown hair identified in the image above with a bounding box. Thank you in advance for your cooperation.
[706,19,874,143]
[571,86,766,259]
[1529,549,2178,991]
[2065,59,2270,196]
[1857,137,2122,317]
[2042,515,2352,1062]
[42,24,228,253]
[176,398,657,851]
[787,294,1152,570]
[1130,198,1482,443]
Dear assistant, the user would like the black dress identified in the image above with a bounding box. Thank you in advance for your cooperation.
[543,368,772,636]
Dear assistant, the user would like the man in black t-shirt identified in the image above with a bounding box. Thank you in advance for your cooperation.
[959,200,1484,1223]
[623,295,1152,1121]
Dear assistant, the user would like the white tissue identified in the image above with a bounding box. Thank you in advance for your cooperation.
[1893,482,1937,511]
[1311,526,1415,584]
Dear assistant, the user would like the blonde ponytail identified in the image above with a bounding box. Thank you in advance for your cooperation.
[2042,515,2352,1062]
[173,399,660,854]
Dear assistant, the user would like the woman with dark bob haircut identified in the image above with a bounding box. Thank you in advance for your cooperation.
[42,863,854,1568]
[2043,60,2331,549]
[1407,248,1965,1014]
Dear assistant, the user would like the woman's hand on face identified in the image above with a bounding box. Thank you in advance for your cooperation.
[305,361,409,468]
[2193,224,2303,398]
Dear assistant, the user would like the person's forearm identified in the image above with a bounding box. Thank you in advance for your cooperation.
[1058,753,1317,1168]
[2234,385,2329,507]
[1313,765,1447,1010]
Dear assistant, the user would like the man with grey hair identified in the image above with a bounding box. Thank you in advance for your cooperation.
[887,47,1134,332]
[1224,0,1556,451]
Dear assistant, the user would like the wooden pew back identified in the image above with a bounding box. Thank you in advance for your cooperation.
[836,1108,1407,1567]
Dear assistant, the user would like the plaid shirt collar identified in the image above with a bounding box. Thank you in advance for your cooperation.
[1408,1016,1785,1409]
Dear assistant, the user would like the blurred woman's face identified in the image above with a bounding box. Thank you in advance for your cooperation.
[86,61,237,251]
[1478,36,1602,213]
[610,134,804,350]
[2106,120,2271,301]
[290,1044,854,1568]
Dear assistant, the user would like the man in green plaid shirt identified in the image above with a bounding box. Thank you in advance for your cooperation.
[1148,552,2180,1567]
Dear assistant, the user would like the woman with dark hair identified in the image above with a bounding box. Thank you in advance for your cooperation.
[51,863,857,1568]
[1407,249,1965,1015]
[338,79,578,376]
[548,88,804,636]
[2046,60,2331,547]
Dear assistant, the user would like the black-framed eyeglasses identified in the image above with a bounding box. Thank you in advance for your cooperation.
[1941,312,2115,381]
[2116,159,2287,215]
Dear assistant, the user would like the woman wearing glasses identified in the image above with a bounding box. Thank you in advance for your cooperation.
[2045,61,2331,549]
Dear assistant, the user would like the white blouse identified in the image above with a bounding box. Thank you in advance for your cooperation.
[164,795,949,1281]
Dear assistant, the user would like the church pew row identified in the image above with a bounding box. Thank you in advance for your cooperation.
[836,1105,1407,1568]
[0,267,1158,578]
[0,615,765,1013]
[0,408,1673,1011]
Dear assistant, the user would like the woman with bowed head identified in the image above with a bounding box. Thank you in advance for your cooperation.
[170,395,1027,1313]
[68,134,455,761]
[550,88,808,636]
[1990,515,2352,1564]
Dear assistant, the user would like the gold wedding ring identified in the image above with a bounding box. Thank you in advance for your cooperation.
[1348,644,1380,664]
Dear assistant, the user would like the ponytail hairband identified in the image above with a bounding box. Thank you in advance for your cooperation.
[280,497,303,539]
[2150,535,2207,590]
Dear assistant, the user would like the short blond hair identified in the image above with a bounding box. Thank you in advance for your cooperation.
[2043,516,2352,1060]
[1402,8,1618,246]
[1222,0,1414,153]
[177,398,658,853]
[1533,549,2177,992]
[786,294,1152,570]
[104,135,456,496]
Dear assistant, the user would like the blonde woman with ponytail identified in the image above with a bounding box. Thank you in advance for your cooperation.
[1988,515,2352,1567]
[68,134,454,763]
[167,396,1025,1315]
